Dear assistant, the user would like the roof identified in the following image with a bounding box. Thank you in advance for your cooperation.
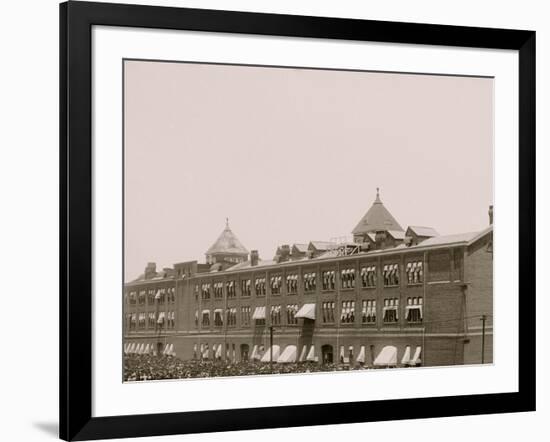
[292,243,309,253]
[205,221,249,256]
[417,227,491,248]
[308,241,336,251]
[212,227,492,275]
[386,230,406,240]
[407,226,439,237]
[226,259,277,271]
[352,189,403,235]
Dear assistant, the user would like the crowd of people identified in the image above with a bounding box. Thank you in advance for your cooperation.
[124,354,362,382]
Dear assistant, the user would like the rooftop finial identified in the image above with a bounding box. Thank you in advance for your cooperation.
[225,217,229,229]
[375,187,381,203]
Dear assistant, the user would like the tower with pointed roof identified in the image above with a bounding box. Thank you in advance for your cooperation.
[352,188,404,246]
[205,219,249,266]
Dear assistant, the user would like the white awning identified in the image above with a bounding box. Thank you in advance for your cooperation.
[215,344,222,359]
[277,345,297,363]
[340,346,345,360]
[406,305,424,318]
[401,346,411,365]
[162,344,169,355]
[357,346,366,363]
[298,345,307,362]
[252,306,266,320]
[374,345,398,366]
[157,312,165,323]
[261,345,281,363]
[408,346,422,365]
[295,303,316,320]
[127,343,134,354]
[251,345,260,360]
[143,343,150,354]
[306,345,315,361]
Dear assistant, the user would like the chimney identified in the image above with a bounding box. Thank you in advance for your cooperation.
[374,231,387,249]
[280,244,290,262]
[250,250,259,266]
[144,262,156,280]
[489,205,494,225]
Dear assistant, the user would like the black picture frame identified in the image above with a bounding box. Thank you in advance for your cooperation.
[60,1,536,440]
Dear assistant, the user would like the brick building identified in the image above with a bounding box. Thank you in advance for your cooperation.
[124,191,493,368]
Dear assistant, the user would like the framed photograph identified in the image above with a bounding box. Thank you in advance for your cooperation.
[60,1,535,440]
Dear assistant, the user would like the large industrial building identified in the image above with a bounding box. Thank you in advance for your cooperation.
[124,190,493,368]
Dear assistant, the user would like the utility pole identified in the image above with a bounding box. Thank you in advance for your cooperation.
[480,314,486,364]
[269,326,274,373]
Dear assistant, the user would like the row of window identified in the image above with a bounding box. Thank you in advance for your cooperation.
[194,297,423,328]
[193,262,425,301]
[126,311,176,330]
[127,288,175,305]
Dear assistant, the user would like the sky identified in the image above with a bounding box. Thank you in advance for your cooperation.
[124,60,493,281]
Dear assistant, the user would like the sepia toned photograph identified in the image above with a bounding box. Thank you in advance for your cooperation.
[123,59,494,382]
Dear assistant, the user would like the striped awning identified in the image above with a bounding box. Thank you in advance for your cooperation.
[261,345,281,363]
[277,345,297,363]
[356,346,366,363]
[374,345,398,366]
[295,303,316,320]
[408,346,422,366]
[401,346,411,365]
[252,306,266,320]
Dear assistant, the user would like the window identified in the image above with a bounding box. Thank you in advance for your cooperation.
[138,312,146,329]
[201,310,210,326]
[361,300,377,323]
[255,277,266,297]
[286,304,298,324]
[226,280,236,298]
[125,314,132,331]
[214,309,224,327]
[147,289,156,305]
[128,291,137,305]
[406,261,423,284]
[214,282,224,298]
[406,297,423,323]
[201,283,211,300]
[138,290,146,305]
[322,301,335,323]
[286,274,298,294]
[340,301,355,324]
[167,311,175,329]
[270,275,282,295]
[383,264,400,286]
[271,305,282,325]
[226,307,237,326]
[383,298,399,323]
[340,268,356,289]
[130,313,136,330]
[148,312,156,328]
[241,306,251,326]
[241,279,251,297]
[194,284,199,301]
[303,272,317,292]
[360,266,377,288]
[322,270,335,290]
[194,310,198,327]
[167,287,175,303]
